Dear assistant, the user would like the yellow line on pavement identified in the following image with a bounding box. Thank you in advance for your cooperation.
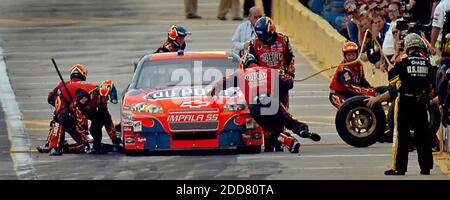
[5,150,38,154]
[299,115,335,120]
[434,153,450,179]
[302,141,346,146]
[25,128,48,132]
[23,120,50,126]
[301,120,335,126]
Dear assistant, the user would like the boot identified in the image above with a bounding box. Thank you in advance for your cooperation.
[288,140,301,153]
[36,145,50,153]
[384,169,405,175]
[274,142,283,152]
[296,129,321,142]
[420,169,430,175]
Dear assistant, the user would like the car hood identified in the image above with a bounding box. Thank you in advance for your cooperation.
[123,86,244,111]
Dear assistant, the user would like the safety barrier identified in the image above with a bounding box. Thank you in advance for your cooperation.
[272,0,388,87]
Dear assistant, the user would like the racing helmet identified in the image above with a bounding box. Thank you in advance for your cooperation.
[99,80,118,104]
[254,17,277,44]
[70,64,88,81]
[240,53,258,69]
[404,33,426,52]
[342,41,359,55]
[167,25,191,41]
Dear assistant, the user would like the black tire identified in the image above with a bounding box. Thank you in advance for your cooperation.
[238,145,261,154]
[124,149,143,156]
[335,96,386,147]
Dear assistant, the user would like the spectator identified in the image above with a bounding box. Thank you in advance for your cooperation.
[368,2,381,20]
[218,0,243,21]
[431,0,450,56]
[232,7,263,56]
[185,0,201,19]
[359,14,381,64]
[387,1,401,22]
[344,0,360,43]
[382,1,401,62]
[358,13,372,47]
[372,13,390,45]
[379,0,390,23]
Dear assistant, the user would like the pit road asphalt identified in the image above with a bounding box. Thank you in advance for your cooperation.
[0,0,448,179]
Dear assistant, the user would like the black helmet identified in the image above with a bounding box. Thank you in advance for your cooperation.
[254,17,277,44]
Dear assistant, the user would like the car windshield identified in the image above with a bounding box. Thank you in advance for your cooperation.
[135,57,238,90]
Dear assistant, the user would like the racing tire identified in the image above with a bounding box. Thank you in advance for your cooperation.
[238,145,262,154]
[124,149,143,156]
[335,96,386,147]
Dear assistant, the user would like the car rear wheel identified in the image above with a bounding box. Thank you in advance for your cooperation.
[238,145,261,154]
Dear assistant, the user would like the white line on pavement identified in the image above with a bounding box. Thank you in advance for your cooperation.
[290,104,333,108]
[0,46,37,179]
[290,96,329,99]
[238,153,391,160]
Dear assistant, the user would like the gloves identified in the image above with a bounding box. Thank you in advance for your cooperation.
[367,88,376,97]
[279,74,294,90]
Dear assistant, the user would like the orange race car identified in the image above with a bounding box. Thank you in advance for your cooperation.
[120,51,264,154]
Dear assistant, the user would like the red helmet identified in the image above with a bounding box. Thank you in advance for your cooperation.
[342,41,359,55]
[70,64,88,81]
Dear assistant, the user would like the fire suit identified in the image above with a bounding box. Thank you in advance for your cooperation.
[329,61,376,108]
[387,51,434,173]
[247,33,297,150]
[154,39,186,53]
[44,78,90,153]
[213,64,308,152]
[70,84,119,153]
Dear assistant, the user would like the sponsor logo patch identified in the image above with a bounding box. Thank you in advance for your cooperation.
[123,126,132,132]
[133,121,142,132]
[125,136,135,144]
[146,88,208,100]
[167,114,219,122]
[180,101,210,108]
[245,71,267,81]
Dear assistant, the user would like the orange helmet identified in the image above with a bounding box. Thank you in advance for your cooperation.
[342,41,359,55]
[70,64,88,81]
[167,25,190,41]
[99,80,118,104]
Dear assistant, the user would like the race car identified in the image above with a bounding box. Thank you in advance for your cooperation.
[120,51,264,154]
